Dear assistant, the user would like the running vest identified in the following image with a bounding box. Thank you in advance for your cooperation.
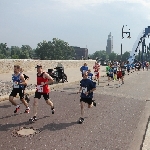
[93,65,100,75]
[36,72,50,93]
[12,73,24,89]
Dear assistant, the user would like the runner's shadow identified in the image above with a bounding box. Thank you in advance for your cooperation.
[0,121,30,131]
[68,93,78,95]
[0,116,50,131]
[0,105,11,108]
[40,121,77,131]
[0,113,23,120]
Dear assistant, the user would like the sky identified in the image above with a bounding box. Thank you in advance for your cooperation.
[0,0,150,54]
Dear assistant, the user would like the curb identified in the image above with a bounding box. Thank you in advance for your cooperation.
[128,101,150,150]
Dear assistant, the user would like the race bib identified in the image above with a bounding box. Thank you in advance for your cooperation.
[37,85,43,92]
[82,70,86,73]
[13,82,19,88]
[88,76,91,80]
[82,87,87,94]
[94,72,98,75]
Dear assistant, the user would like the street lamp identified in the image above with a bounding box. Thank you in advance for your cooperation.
[121,25,131,62]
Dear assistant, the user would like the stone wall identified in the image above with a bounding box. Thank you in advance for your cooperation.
[0,59,95,74]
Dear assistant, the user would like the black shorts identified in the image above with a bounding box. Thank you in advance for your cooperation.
[117,77,122,79]
[109,76,113,78]
[114,72,117,74]
[107,73,109,77]
[80,97,93,105]
[127,69,130,72]
[10,88,24,99]
[34,92,49,100]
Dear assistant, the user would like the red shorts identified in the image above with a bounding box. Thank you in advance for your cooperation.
[94,72,100,78]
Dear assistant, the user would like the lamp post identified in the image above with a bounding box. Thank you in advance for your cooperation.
[121,25,131,63]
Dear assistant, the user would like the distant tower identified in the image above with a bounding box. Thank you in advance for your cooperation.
[106,32,113,54]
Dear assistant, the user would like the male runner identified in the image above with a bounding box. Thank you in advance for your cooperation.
[29,65,55,122]
[146,61,149,71]
[142,61,146,71]
[126,61,131,75]
[93,62,100,81]
[87,69,93,81]
[80,63,88,77]
[120,62,126,84]
[113,64,117,80]
[117,67,123,87]
[77,71,96,124]
[106,63,110,81]
[108,64,114,86]
[9,65,30,113]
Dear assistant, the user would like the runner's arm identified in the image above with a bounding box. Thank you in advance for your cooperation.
[78,87,82,93]
[24,74,29,80]
[44,73,54,84]
[19,74,26,85]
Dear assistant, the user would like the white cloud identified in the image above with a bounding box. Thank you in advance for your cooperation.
[58,0,150,8]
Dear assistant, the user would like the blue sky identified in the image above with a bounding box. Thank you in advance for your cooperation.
[0,0,150,54]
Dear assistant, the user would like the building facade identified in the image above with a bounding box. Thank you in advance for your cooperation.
[106,32,113,54]
[72,46,88,60]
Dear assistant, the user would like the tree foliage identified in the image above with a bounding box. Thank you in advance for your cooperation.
[35,38,75,60]
[0,38,74,60]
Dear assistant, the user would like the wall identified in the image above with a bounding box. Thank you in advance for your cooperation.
[0,59,95,74]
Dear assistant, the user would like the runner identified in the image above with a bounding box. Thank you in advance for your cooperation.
[142,61,146,71]
[108,64,114,86]
[20,68,30,103]
[113,64,117,81]
[93,62,100,85]
[87,69,93,81]
[77,71,96,124]
[146,61,149,71]
[117,67,123,87]
[9,65,30,113]
[106,63,110,82]
[138,62,142,71]
[120,62,126,84]
[126,61,131,75]
[29,65,55,123]
[80,63,88,77]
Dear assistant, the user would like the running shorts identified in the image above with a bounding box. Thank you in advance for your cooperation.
[10,88,24,99]
[117,76,122,79]
[34,92,49,100]
[80,97,93,105]
[94,72,100,78]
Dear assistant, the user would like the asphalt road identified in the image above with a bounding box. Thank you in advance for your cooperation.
[0,69,149,150]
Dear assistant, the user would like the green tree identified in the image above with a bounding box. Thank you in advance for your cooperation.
[109,52,117,61]
[122,51,130,62]
[90,50,108,60]
[35,38,74,60]
[0,43,10,58]
[20,45,33,59]
[11,46,21,58]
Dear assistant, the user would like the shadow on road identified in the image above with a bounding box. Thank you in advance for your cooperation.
[0,105,11,108]
[0,120,30,131]
[0,112,23,120]
[40,121,77,131]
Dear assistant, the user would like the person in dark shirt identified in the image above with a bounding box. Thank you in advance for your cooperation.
[108,64,114,86]
[87,69,93,81]
[20,68,30,103]
[80,63,88,77]
[77,71,96,124]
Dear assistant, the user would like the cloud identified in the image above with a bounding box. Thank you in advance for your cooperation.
[58,0,150,8]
